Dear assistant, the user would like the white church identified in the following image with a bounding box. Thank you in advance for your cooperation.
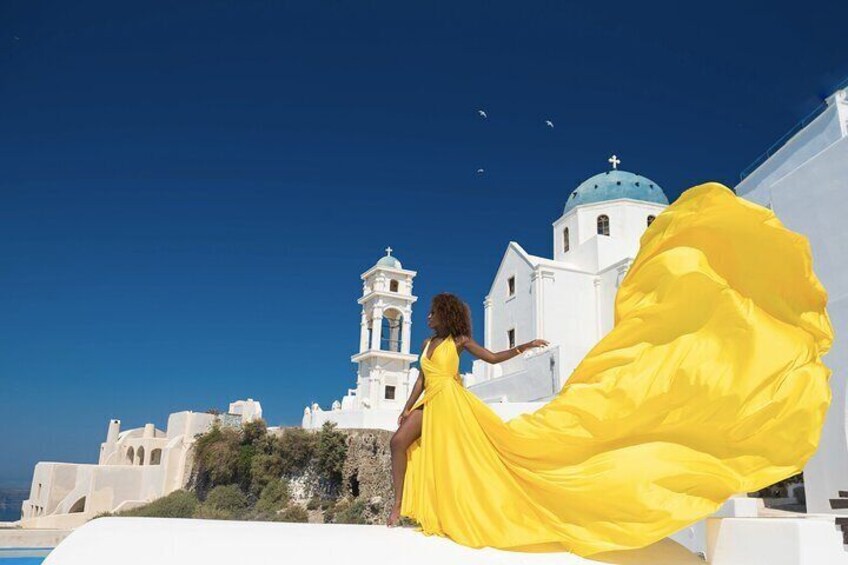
[302,155,669,429]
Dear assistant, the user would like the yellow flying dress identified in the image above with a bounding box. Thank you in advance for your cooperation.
[400,182,834,556]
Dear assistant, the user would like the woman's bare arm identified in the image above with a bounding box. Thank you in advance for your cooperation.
[457,335,548,364]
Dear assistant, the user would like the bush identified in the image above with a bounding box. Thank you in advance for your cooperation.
[242,419,268,444]
[235,444,257,492]
[193,425,242,494]
[327,497,367,524]
[316,421,348,490]
[278,504,309,523]
[278,427,318,475]
[255,478,290,514]
[195,485,249,520]
[118,490,199,518]
[249,453,284,496]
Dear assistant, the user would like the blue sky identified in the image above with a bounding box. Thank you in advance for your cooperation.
[1,1,846,482]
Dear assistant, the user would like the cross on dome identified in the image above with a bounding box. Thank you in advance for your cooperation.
[608,155,621,170]
[376,246,402,269]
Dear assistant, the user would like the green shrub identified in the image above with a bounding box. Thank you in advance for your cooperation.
[242,419,268,445]
[249,453,284,496]
[193,424,242,494]
[193,506,234,520]
[118,490,199,518]
[333,498,367,524]
[235,443,257,492]
[278,427,318,475]
[278,504,309,523]
[324,496,367,524]
[195,485,248,520]
[316,421,348,490]
[322,501,336,523]
[255,478,290,514]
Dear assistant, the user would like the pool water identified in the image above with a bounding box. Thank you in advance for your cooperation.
[0,548,50,565]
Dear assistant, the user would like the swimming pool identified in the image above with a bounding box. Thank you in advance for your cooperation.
[0,548,50,565]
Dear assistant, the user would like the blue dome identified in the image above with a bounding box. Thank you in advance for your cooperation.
[377,256,402,269]
[563,169,668,214]
[376,248,402,269]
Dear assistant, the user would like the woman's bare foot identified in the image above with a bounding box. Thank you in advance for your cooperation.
[386,505,401,527]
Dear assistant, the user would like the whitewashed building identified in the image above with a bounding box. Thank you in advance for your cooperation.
[465,158,668,402]
[735,84,848,515]
[19,399,261,529]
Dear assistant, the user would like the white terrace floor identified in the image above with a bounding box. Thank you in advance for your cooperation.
[45,517,703,565]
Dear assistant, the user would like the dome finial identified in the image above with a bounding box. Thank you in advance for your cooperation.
[608,154,621,170]
[385,246,393,257]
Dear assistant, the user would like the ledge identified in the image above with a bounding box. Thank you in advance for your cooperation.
[45,517,702,565]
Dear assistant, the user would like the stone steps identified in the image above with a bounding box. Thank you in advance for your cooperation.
[829,491,848,545]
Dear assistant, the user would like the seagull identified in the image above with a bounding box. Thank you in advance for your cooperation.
[476,168,485,174]
[545,120,554,128]
[477,109,487,119]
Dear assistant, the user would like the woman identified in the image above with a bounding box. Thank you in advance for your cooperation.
[382,183,833,557]
[387,293,549,527]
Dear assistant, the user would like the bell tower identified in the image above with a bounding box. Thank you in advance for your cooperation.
[350,247,419,410]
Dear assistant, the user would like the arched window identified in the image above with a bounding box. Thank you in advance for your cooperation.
[150,448,162,465]
[597,215,610,236]
[389,279,399,292]
[380,309,404,352]
[126,447,135,464]
[563,227,570,252]
[647,215,656,227]
[136,446,145,466]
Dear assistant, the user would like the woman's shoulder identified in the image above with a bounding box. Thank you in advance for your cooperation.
[453,334,472,347]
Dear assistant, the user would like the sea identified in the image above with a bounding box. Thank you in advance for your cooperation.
[0,487,27,523]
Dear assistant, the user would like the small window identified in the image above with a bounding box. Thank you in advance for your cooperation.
[384,385,396,400]
[507,276,515,296]
[597,214,610,236]
[647,215,656,227]
[389,279,399,292]
[507,329,515,349]
[563,227,570,252]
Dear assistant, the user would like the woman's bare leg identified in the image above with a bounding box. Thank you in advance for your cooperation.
[387,407,423,526]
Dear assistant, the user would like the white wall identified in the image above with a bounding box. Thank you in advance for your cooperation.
[21,408,224,529]
[736,90,848,513]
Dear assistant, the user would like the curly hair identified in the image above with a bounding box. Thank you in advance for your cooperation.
[431,292,472,338]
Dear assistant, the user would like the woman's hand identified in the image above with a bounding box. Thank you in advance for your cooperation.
[522,339,549,351]
[397,409,410,426]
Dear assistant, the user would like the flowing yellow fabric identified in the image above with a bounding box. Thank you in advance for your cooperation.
[400,182,834,557]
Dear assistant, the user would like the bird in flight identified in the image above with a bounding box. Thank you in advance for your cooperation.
[545,120,554,128]
[477,109,487,119]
